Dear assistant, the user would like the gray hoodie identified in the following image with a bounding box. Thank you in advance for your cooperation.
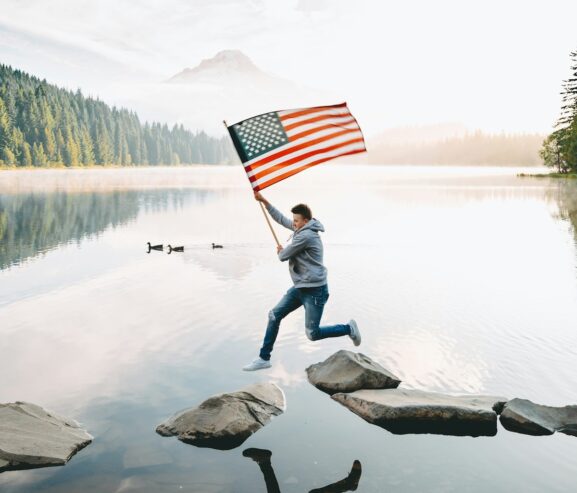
[266,203,327,288]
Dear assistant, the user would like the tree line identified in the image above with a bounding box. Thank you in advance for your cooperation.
[541,50,577,173]
[0,63,235,167]
[368,131,544,166]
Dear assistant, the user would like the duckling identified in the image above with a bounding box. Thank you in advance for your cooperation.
[212,242,224,249]
[167,245,184,254]
[147,242,163,252]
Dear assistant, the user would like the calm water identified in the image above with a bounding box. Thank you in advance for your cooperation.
[1,165,577,492]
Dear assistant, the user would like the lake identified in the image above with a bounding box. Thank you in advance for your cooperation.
[1,165,577,492]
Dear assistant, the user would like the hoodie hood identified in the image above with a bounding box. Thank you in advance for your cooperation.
[299,218,324,233]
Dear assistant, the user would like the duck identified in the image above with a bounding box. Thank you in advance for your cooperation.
[167,245,184,254]
[147,242,163,252]
[212,242,224,249]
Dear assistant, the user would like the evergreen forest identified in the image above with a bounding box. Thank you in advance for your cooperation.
[0,64,234,167]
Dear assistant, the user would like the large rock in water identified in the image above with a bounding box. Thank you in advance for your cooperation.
[306,350,401,395]
[0,402,93,471]
[332,389,507,437]
[499,398,577,436]
[156,383,285,450]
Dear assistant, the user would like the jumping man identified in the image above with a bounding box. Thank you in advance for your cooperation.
[243,192,361,371]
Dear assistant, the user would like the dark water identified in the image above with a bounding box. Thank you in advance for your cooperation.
[1,166,577,492]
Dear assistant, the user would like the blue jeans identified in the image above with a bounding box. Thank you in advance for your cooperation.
[259,284,351,361]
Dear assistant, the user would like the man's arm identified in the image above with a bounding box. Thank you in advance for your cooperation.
[254,192,294,231]
[277,233,308,261]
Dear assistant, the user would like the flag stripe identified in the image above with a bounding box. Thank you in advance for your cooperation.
[279,107,351,127]
[252,145,366,191]
[287,118,357,142]
[245,127,363,174]
[278,103,347,122]
[246,129,364,178]
[283,112,356,132]
[248,136,365,183]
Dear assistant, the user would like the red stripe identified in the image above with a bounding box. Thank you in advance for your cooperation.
[249,137,365,182]
[253,148,366,191]
[283,112,352,132]
[288,118,357,142]
[279,103,347,122]
[245,128,362,173]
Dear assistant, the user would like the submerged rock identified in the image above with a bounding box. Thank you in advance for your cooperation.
[306,350,401,394]
[332,388,507,437]
[0,402,93,472]
[499,398,577,436]
[156,383,285,450]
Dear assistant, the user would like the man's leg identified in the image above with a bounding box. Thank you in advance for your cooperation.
[259,287,303,361]
[302,285,351,341]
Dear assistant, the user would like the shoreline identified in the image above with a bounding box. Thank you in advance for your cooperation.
[517,172,577,179]
[0,163,219,171]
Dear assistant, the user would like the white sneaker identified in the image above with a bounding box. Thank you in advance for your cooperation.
[242,357,272,371]
[349,319,361,346]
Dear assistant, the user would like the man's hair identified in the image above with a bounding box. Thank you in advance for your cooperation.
[291,203,312,220]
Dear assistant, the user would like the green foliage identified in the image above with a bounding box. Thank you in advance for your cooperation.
[32,142,48,166]
[0,64,235,167]
[542,50,577,172]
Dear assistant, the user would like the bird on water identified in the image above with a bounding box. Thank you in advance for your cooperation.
[167,245,184,254]
[147,242,163,252]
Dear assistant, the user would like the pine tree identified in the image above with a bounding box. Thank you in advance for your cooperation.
[95,120,114,164]
[544,50,577,172]
[79,128,95,164]
[2,147,16,165]
[43,126,56,161]
[0,96,13,153]
[21,142,33,166]
[64,126,80,166]
[32,142,48,166]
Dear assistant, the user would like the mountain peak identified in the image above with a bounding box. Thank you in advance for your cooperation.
[168,50,262,82]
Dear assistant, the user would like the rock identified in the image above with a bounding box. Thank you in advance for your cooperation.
[332,388,507,437]
[499,398,577,436]
[156,383,285,450]
[306,350,401,395]
[0,402,93,471]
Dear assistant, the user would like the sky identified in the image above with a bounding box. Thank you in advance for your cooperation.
[1,0,576,136]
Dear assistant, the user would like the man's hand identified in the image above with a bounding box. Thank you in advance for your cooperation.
[276,245,283,254]
[254,192,269,205]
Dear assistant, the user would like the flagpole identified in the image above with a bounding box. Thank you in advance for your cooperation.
[223,119,281,248]
[257,200,281,248]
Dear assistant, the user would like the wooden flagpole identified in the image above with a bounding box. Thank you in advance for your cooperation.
[223,120,281,248]
[258,200,281,247]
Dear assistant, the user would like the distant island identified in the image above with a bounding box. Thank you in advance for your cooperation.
[0,64,234,168]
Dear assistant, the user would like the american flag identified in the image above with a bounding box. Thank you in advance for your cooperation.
[226,102,366,191]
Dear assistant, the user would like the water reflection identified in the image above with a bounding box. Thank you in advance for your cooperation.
[243,448,362,493]
[2,167,577,492]
[374,419,497,437]
[182,244,264,281]
[0,189,215,271]
[548,179,577,243]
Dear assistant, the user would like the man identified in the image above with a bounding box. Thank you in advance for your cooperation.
[243,192,361,371]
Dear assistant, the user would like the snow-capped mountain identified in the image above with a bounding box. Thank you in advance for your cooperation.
[119,50,335,136]
[168,50,270,83]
